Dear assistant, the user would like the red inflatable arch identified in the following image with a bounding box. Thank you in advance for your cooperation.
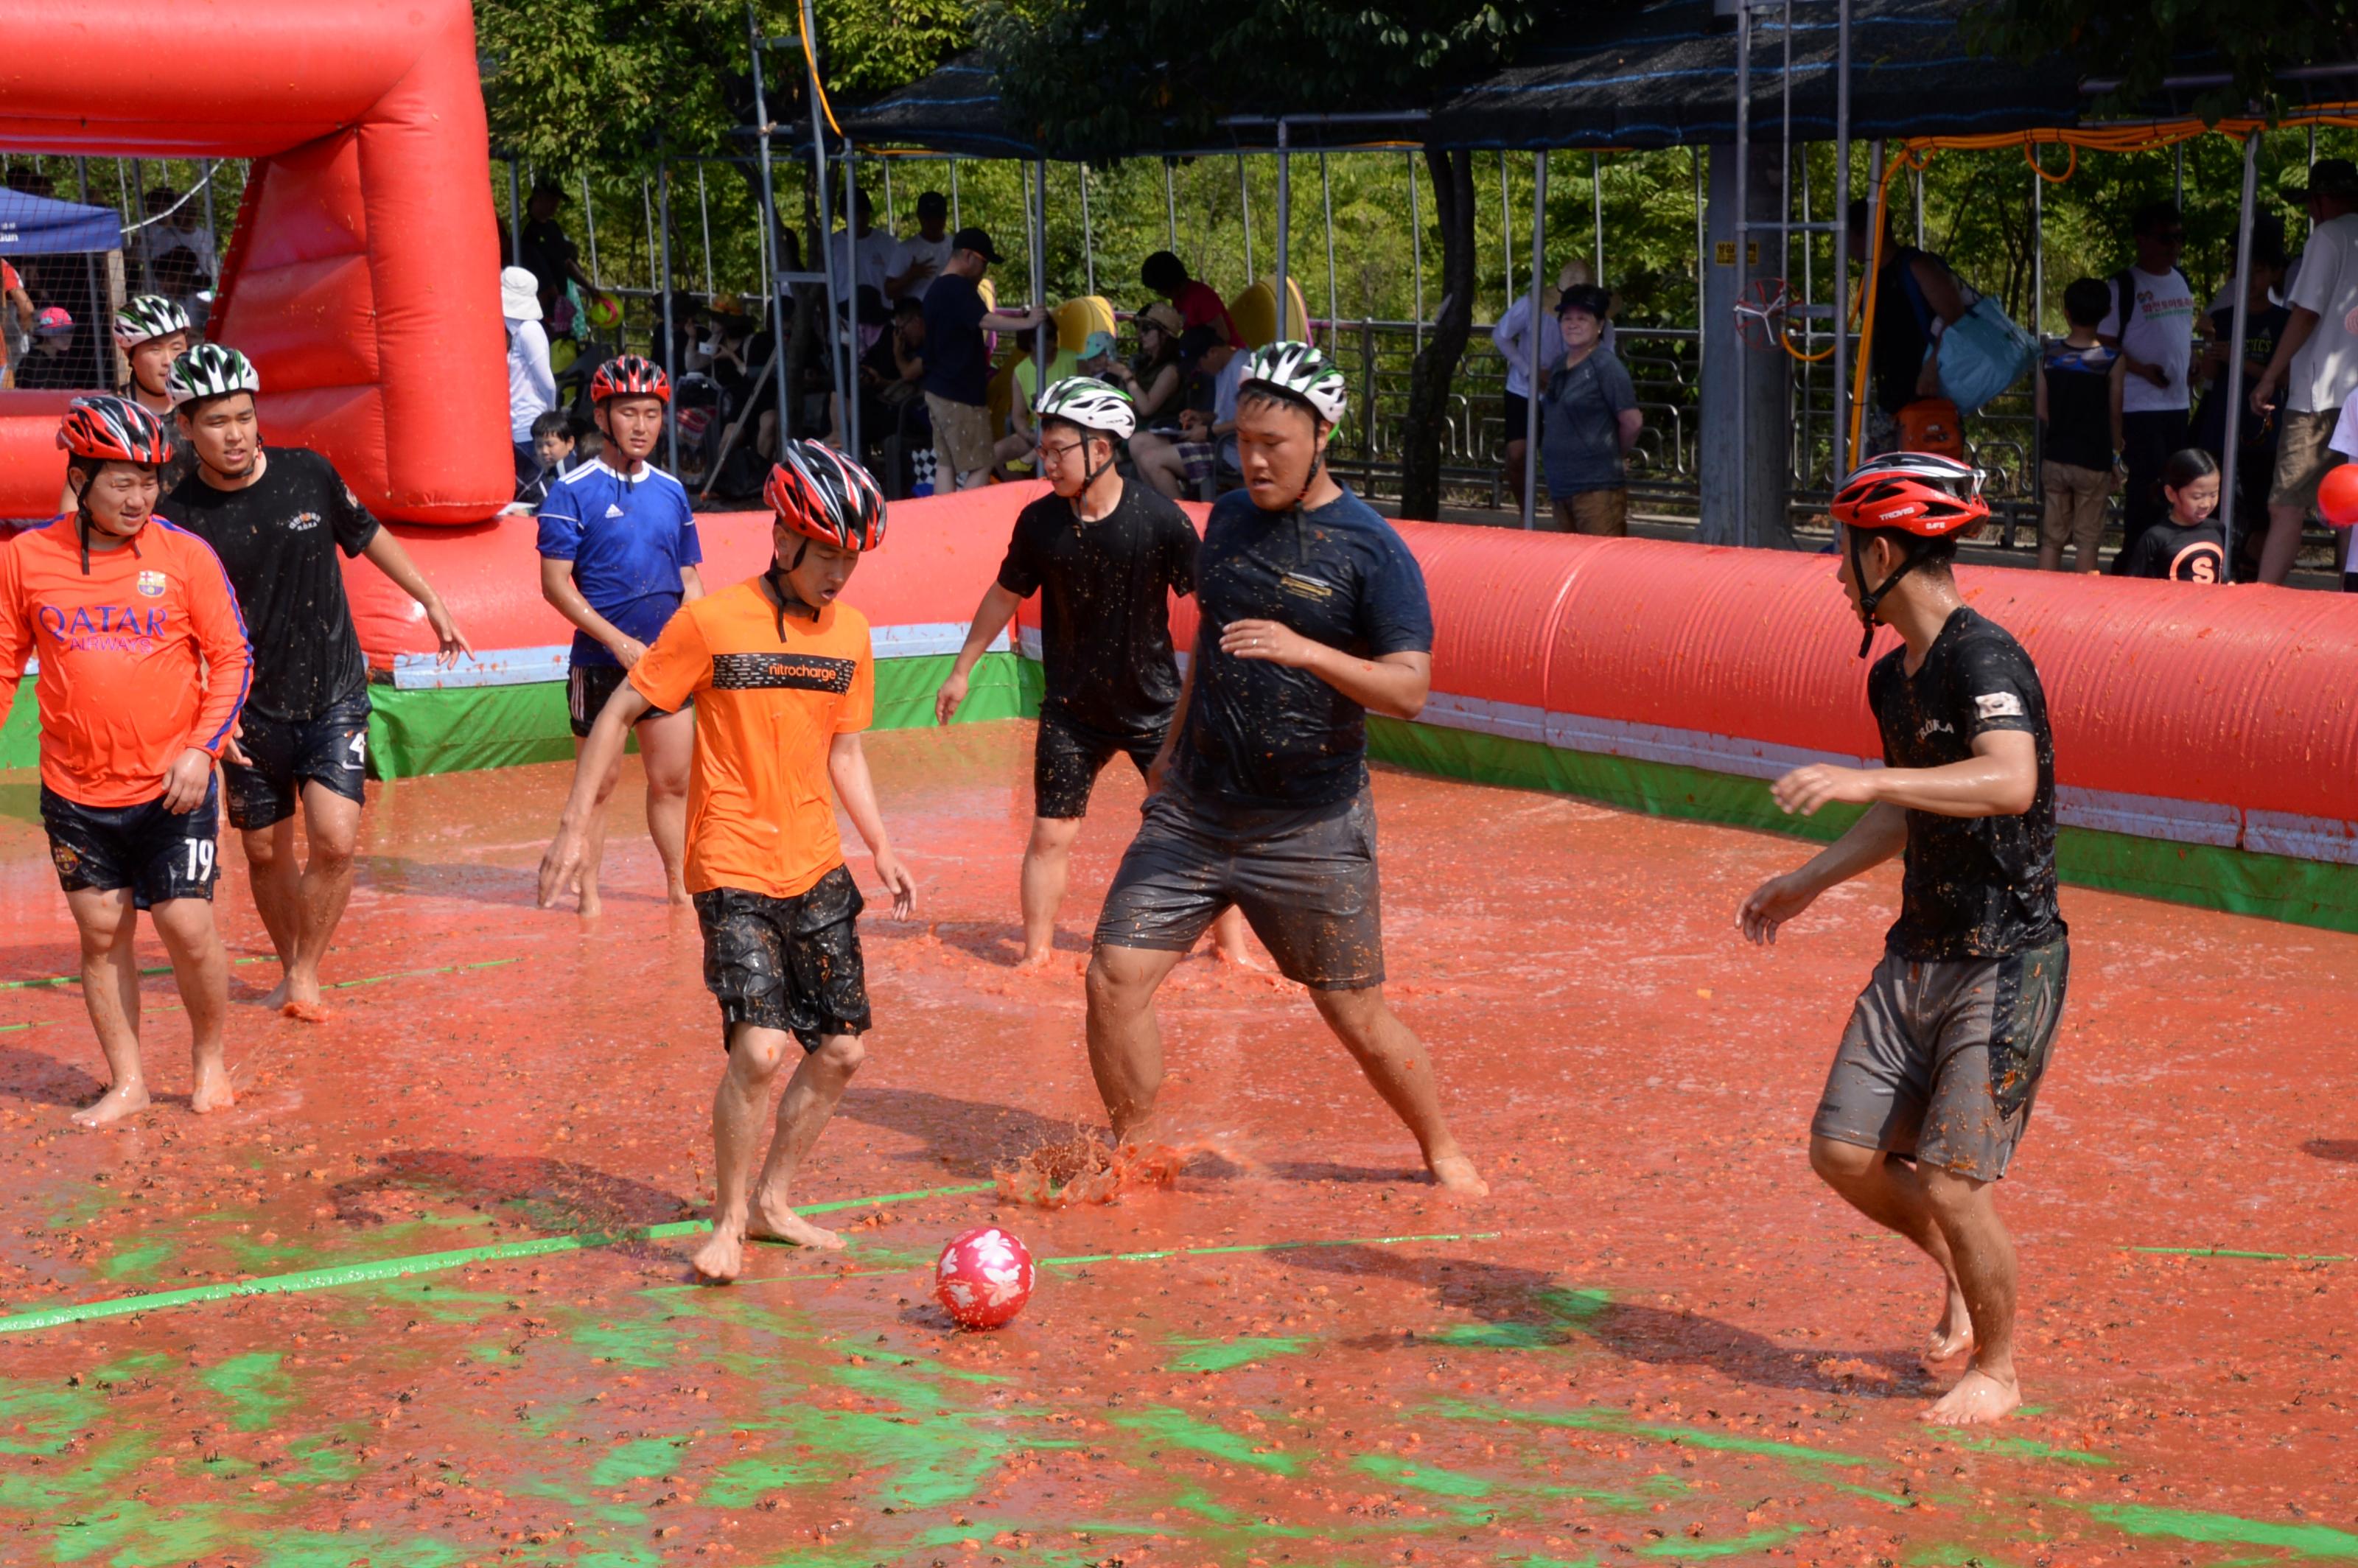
[0,0,508,523]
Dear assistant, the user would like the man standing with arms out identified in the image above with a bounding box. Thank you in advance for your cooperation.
[934,378,1248,968]
[538,443,914,1281]
[1086,343,1485,1195]
[886,191,954,302]
[921,227,1044,492]
[2096,202,2197,569]
[2250,159,2358,584]
[167,346,470,1019]
[3,398,250,1124]
[537,355,704,915]
[1738,452,2068,1427]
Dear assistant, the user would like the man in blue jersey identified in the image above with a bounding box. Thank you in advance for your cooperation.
[537,354,704,915]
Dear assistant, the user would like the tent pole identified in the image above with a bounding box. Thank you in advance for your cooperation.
[1693,146,1707,390]
[1409,152,1424,351]
[1591,151,1605,281]
[2222,130,2260,577]
[951,162,962,229]
[1323,151,1338,343]
[1522,150,1547,532]
[78,158,103,388]
[1238,154,1253,284]
[882,160,895,232]
[1080,163,1095,298]
[800,0,844,449]
[2032,154,2045,340]
[1276,121,1291,324]
[642,178,658,309]
[1500,150,1513,309]
[130,157,152,295]
[2174,142,2184,209]
[1831,0,1853,479]
[846,153,861,464]
[699,164,716,295]
[746,3,791,449]
[660,157,679,472]
[1913,164,1925,247]
[201,158,219,287]
[508,161,524,270]
[1034,156,1049,315]
[1164,158,1178,251]
[580,173,601,287]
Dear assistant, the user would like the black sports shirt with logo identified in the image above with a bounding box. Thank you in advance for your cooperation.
[1867,606,2065,960]
[169,447,379,722]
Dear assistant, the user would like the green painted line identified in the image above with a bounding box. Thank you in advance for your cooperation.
[326,956,522,990]
[1641,1525,1808,1559]
[0,1020,56,1034]
[0,1181,995,1335]
[2080,1502,2358,1559]
[1042,1230,1499,1267]
[2128,1245,2352,1262]
[2,955,270,990]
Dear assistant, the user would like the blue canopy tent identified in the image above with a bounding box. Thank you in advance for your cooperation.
[0,187,124,392]
[0,189,123,258]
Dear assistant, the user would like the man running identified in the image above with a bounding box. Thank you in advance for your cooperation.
[1086,343,1485,1196]
[935,376,1248,968]
[166,345,471,1019]
[1,398,250,1125]
[1738,452,2068,1427]
[537,354,702,914]
[537,442,914,1281]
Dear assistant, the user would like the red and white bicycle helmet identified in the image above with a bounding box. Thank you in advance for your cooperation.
[58,395,175,466]
[589,354,670,405]
[1831,452,1989,657]
[766,440,886,552]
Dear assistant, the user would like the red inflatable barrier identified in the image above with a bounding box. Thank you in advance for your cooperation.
[0,0,507,525]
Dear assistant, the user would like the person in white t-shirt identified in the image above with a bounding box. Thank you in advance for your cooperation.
[2250,158,2358,584]
[827,190,901,305]
[2096,201,2198,566]
[887,191,954,303]
[503,266,557,484]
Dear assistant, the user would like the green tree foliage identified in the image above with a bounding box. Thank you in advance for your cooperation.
[1963,0,2358,122]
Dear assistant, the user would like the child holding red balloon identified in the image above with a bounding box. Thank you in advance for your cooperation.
[2121,450,2228,583]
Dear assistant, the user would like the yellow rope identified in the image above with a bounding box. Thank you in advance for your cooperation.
[796,1,845,141]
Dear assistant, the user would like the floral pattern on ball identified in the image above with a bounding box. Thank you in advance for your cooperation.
[934,1225,1035,1329]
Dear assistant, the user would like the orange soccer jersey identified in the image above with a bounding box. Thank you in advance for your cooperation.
[0,515,253,808]
[628,578,874,899]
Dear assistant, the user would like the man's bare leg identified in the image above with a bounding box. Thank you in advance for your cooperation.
[150,897,234,1113]
[2257,501,2307,584]
[1309,985,1487,1195]
[1208,907,1260,968]
[65,887,150,1127]
[572,741,622,919]
[745,1034,867,1250]
[1918,1166,2022,1424]
[1018,816,1085,967]
[273,784,360,1020]
[1085,942,1189,1141]
[636,708,696,906]
[1810,1135,1975,1365]
[244,818,301,1007]
[693,1023,791,1282]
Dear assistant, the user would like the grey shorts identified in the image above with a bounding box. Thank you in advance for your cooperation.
[1094,784,1382,990]
[1813,937,2069,1181]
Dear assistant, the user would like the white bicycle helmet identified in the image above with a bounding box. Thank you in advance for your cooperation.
[113,295,192,350]
[1240,340,1348,426]
[1035,376,1136,440]
[167,343,262,408]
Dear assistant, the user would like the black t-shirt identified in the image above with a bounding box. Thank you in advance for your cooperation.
[1868,606,2065,961]
[1175,486,1433,811]
[2121,519,2226,582]
[169,447,380,721]
[518,218,577,302]
[996,481,1198,740]
[920,272,989,406]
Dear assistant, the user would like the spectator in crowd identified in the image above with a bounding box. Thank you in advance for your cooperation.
[1538,285,1641,536]
[2097,201,2199,569]
[1152,329,1247,501]
[887,191,954,302]
[920,227,1044,491]
[1492,262,1577,510]
[1103,301,1186,430]
[14,308,81,391]
[2192,232,2290,570]
[828,191,901,322]
[2120,449,2227,582]
[136,186,216,310]
[1141,251,1238,348]
[2250,158,2358,584]
[2035,279,2124,574]
[504,266,557,485]
[509,410,582,513]
[1847,198,1969,454]
[996,315,1066,476]
[519,181,596,318]
[0,259,31,387]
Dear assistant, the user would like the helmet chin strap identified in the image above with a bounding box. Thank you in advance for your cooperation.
[1847,528,1924,659]
[764,539,814,642]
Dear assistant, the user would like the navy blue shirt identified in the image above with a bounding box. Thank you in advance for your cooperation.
[920,271,990,406]
[1175,486,1433,811]
[535,461,703,668]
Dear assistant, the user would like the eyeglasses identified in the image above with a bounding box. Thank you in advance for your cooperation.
[1038,440,1088,463]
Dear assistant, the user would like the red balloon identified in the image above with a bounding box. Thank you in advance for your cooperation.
[2320,463,2358,528]
[934,1225,1035,1330]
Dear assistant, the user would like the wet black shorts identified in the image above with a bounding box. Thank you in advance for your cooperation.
[1503,390,1533,444]
[222,696,371,831]
[1034,715,1162,821]
[41,779,222,909]
[1094,783,1383,990]
[567,662,684,738]
[693,865,872,1051]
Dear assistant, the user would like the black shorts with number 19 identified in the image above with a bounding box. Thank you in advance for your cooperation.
[41,780,222,909]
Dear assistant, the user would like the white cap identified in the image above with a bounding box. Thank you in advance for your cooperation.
[500,266,542,321]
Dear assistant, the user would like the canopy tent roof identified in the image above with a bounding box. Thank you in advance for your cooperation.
[0,190,122,257]
[1426,0,2082,150]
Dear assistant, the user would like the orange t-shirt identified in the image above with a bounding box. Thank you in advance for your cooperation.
[0,514,253,807]
[628,578,874,899]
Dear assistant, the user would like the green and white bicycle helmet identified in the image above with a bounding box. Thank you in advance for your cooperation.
[1240,340,1348,426]
[1035,376,1135,441]
[113,295,192,349]
[167,343,262,408]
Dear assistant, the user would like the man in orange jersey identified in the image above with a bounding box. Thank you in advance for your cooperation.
[0,397,251,1127]
[538,442,914,1282]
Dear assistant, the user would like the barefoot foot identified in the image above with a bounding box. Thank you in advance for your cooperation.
[1013,945,1057,972]
[71,1082,153,1128]
[260,977,290,1009]
[279,999,332,1023]
[746,1197,847,1251]
[691,1227,746,1283]
[189,1063,237,1114]
[1923,1281,1976,1368]
[1211,941,1267,972]
[1922,1367,2021,1426]
[1427,1152,1490,1197]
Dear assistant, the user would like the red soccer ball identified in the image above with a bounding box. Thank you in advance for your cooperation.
[2320,463,2358,528]
[934,1225,1035,1330]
